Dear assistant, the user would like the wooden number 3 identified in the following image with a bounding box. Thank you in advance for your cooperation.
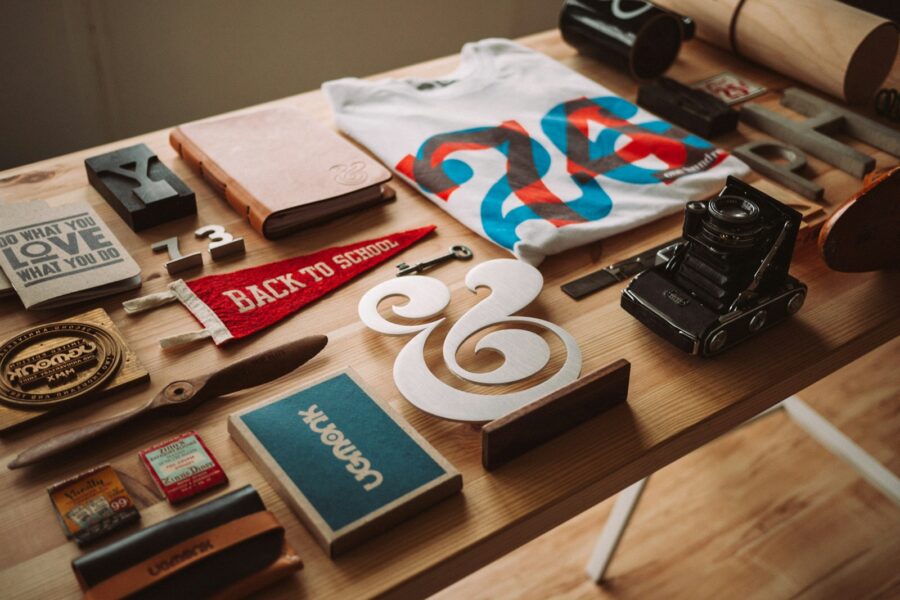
[195,225,246,260]
[357,258,582,422]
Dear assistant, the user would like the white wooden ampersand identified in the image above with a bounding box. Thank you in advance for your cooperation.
[358,258,582,422]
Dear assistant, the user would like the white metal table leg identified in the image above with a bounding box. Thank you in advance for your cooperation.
[585,476,649,583]
[782,395,900,505]
[584,394,900,584]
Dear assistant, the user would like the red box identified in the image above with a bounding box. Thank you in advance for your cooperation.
[139,431,227,503]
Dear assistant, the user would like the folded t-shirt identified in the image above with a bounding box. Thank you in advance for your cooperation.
[324,39,749,264]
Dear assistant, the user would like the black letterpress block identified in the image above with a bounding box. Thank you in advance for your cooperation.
[637,77,738,139]
[85,143,196,231]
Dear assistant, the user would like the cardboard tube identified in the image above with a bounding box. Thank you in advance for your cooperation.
[654,0,898,103]
[653,0,739,49]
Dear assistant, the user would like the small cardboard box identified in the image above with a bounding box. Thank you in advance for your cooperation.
[228,369,461,557]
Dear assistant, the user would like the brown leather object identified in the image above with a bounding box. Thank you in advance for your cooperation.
[73,485,302,600]
[84,512,283,600]
[207,542,301,600]
[818,165,900,272]
[169,107,391,239]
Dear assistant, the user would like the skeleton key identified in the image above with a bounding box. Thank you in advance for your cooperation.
[396,245,473,277]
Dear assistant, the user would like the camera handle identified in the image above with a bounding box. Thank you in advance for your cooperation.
[728,220,792,312]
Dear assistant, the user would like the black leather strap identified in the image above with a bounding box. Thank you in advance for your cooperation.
[561,238,681,300]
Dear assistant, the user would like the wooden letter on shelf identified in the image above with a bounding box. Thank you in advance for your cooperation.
[481,359,631,470]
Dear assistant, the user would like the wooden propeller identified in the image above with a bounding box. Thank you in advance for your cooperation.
[8,335,328,469]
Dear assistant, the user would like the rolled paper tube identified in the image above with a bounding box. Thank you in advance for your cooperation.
[653,0,739,49]
[653,0,899,104]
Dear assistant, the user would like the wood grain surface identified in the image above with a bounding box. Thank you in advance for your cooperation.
[437,337,900,600]
[482,360,630,470]
[0,30,897,599]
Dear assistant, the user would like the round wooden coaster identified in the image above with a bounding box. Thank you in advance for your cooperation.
[0,321,122,408]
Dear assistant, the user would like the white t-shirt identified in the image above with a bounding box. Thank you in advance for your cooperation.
[324,39,748,264]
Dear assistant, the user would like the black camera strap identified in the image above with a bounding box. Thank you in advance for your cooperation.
[561,238,682,300]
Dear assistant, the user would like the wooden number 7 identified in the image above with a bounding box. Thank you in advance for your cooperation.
[152,237,203,275]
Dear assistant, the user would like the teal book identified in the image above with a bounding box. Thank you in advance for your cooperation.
[228,369,462,557]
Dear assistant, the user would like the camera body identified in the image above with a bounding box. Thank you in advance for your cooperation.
[621,177,807,356]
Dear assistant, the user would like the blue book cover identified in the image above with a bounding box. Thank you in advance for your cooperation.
[229,369,461,556]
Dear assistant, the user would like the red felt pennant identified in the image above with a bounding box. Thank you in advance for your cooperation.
[125,226,435,346]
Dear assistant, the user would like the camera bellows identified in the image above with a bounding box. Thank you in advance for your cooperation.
[621,177,807,357]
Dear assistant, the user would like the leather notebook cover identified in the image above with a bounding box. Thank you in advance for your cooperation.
[72,485,302,600]
[170,107,391,239]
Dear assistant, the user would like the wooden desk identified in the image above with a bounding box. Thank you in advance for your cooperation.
[0,30,898,599]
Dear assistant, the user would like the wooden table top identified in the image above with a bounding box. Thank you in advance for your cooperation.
[1,30,898,600]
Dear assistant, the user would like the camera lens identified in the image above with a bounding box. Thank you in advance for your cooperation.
[709,196,760,224]
[698,196,763,250]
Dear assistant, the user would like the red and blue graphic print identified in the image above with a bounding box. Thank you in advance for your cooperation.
[397,96,728,251]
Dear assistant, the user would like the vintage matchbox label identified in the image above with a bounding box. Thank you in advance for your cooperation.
[139,431,227,503]
[47,464,139,546]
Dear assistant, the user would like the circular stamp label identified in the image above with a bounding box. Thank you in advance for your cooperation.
[0,322,122,408]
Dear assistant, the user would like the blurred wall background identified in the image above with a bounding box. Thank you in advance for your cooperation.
[0,0,560,171]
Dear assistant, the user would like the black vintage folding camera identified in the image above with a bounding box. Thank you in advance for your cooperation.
[621,177,807,356]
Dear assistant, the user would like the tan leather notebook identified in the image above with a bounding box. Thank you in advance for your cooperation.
[170,107,391,239]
